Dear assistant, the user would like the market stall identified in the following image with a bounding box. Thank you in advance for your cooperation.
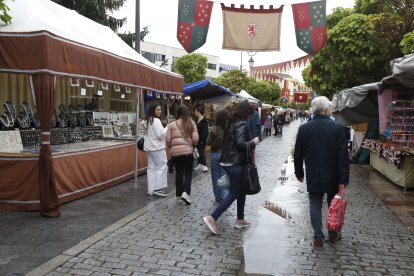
[183,80,236,123]
[332,55,414,191]
[0,0,184,216]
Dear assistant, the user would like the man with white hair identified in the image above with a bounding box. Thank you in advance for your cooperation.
[294,96,349,247]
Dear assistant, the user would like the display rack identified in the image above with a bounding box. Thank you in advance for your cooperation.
[388,95,414,150]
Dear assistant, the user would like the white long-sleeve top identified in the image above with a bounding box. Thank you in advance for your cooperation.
[143,117,167,152]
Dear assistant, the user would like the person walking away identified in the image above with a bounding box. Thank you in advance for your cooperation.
[274,111,285,136]
[246,107,263,142]
[206,109,230,202]
[143,104,168,197]
[203,102,260,234]
[263,112,272,136]
[294,96,349,247]
[194,105,209,172]
[166,105,199,205]
[284,112,291,126]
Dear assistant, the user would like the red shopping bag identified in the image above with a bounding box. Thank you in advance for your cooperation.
[326,186,347,232]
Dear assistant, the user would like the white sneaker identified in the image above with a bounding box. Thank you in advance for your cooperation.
[181,192,191,205]
[194,164,202,170]
[154,188,168,197]
[202,165,208,172]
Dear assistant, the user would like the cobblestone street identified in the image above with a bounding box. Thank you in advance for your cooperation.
[19,121,414,275]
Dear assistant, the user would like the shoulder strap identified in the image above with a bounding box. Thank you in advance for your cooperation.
[176,121,192,147]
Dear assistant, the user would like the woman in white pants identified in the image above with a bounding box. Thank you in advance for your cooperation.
[143,104,168,196]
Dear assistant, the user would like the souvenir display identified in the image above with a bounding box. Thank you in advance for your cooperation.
[51,128,69,145]
[388,96,414,149]
[83,126,103,140]
[0,130,23,151]
[20,129,41,148]
[67,127,84,143]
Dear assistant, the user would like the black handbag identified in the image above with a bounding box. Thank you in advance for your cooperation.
[242,147,261,195]
[137,137,145,151]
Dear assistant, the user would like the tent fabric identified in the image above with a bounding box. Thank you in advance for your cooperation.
[183,80,234,100]
[0,0,184,93]
[331,83,379,126]
[389,53,414,88]
[238,90,259,102]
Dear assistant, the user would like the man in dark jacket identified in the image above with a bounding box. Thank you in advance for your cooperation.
[294,96,349,247]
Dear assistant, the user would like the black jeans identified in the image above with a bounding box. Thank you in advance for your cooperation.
[196,142,207,166]
[172,154,194,196]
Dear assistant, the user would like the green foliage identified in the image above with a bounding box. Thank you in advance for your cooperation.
[0,0,12,25]
[327,7,354,29]
[173,53,207,84]
[400,30,414,54]
[246,80,280,105]
[303,14,389,98]
[214,70,249,93]
[52,0,127,31]
[118,26,150,48]
[354,0,387,14]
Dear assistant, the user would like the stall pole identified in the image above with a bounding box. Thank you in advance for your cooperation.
[134,88,142,187]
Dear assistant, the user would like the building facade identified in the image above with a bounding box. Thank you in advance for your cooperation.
[140,41,220,78]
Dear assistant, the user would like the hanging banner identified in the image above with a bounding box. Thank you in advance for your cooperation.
[221,4,284,51]
[177,0,213,53]
[292,1,327,55]
[294,92,309,102]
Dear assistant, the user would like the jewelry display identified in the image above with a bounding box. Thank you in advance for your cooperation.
[388,95,414,150]
[16,113,31,129]
[52,111,57,128]
[20,129,41,148]
[0,113,12,129]
[51,128,69,145]
[67,127,84,143]
[4,101,17,121]
[0,130,24,151]
[21,102,33,118]
[32,113,40,129]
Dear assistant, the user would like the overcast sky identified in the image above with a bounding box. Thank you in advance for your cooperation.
[115,0,355,78]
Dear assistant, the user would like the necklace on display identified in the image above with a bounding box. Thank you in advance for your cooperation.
[17,114,30,129]
[4,101,17,120]
[0,114,11,127]
[21,102,33,118]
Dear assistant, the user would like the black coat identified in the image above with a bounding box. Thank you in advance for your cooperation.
[220,120,256,165]
[294,115,349,194]
[196,117,209,145]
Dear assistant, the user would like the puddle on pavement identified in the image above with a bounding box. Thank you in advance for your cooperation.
[243,208,291,275]
[243,152,303,274]
[264,200,292,220]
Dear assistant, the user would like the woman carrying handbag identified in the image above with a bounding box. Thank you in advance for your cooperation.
[203,102,260,234]
[166,105,199,205]
[143,104,168,197]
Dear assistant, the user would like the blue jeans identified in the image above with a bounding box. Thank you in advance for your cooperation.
[211,164,245,221]
[210,152,229,201]
[309,192,336,241]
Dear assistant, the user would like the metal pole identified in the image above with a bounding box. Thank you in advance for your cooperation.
[134,88,141,187]
[240,51,242,71]
[135,0,141,53]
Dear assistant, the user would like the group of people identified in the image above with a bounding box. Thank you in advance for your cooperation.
[142,96,349,244]
[141,101,259,234]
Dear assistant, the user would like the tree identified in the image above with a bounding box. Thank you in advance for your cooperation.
[51,0,149,48]
[52,0,126,31]
[173,53,207,84]
[0,0,12,25]
[327,7,354,29]
[118,26,150,48]
[214,70,249,93]
[303,14,389,98]
[400,30,414,54]
[246,80,280,105]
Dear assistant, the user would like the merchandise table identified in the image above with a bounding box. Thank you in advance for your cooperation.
[0,140,148,211]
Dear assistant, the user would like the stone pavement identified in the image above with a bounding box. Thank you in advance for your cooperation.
[19,121,414,275]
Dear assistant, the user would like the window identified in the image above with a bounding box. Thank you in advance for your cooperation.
[207,63,217,70]
[141,51,155,63]
[155,53,165,61]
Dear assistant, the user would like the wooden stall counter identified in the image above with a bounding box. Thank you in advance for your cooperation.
[0,140,148,211]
